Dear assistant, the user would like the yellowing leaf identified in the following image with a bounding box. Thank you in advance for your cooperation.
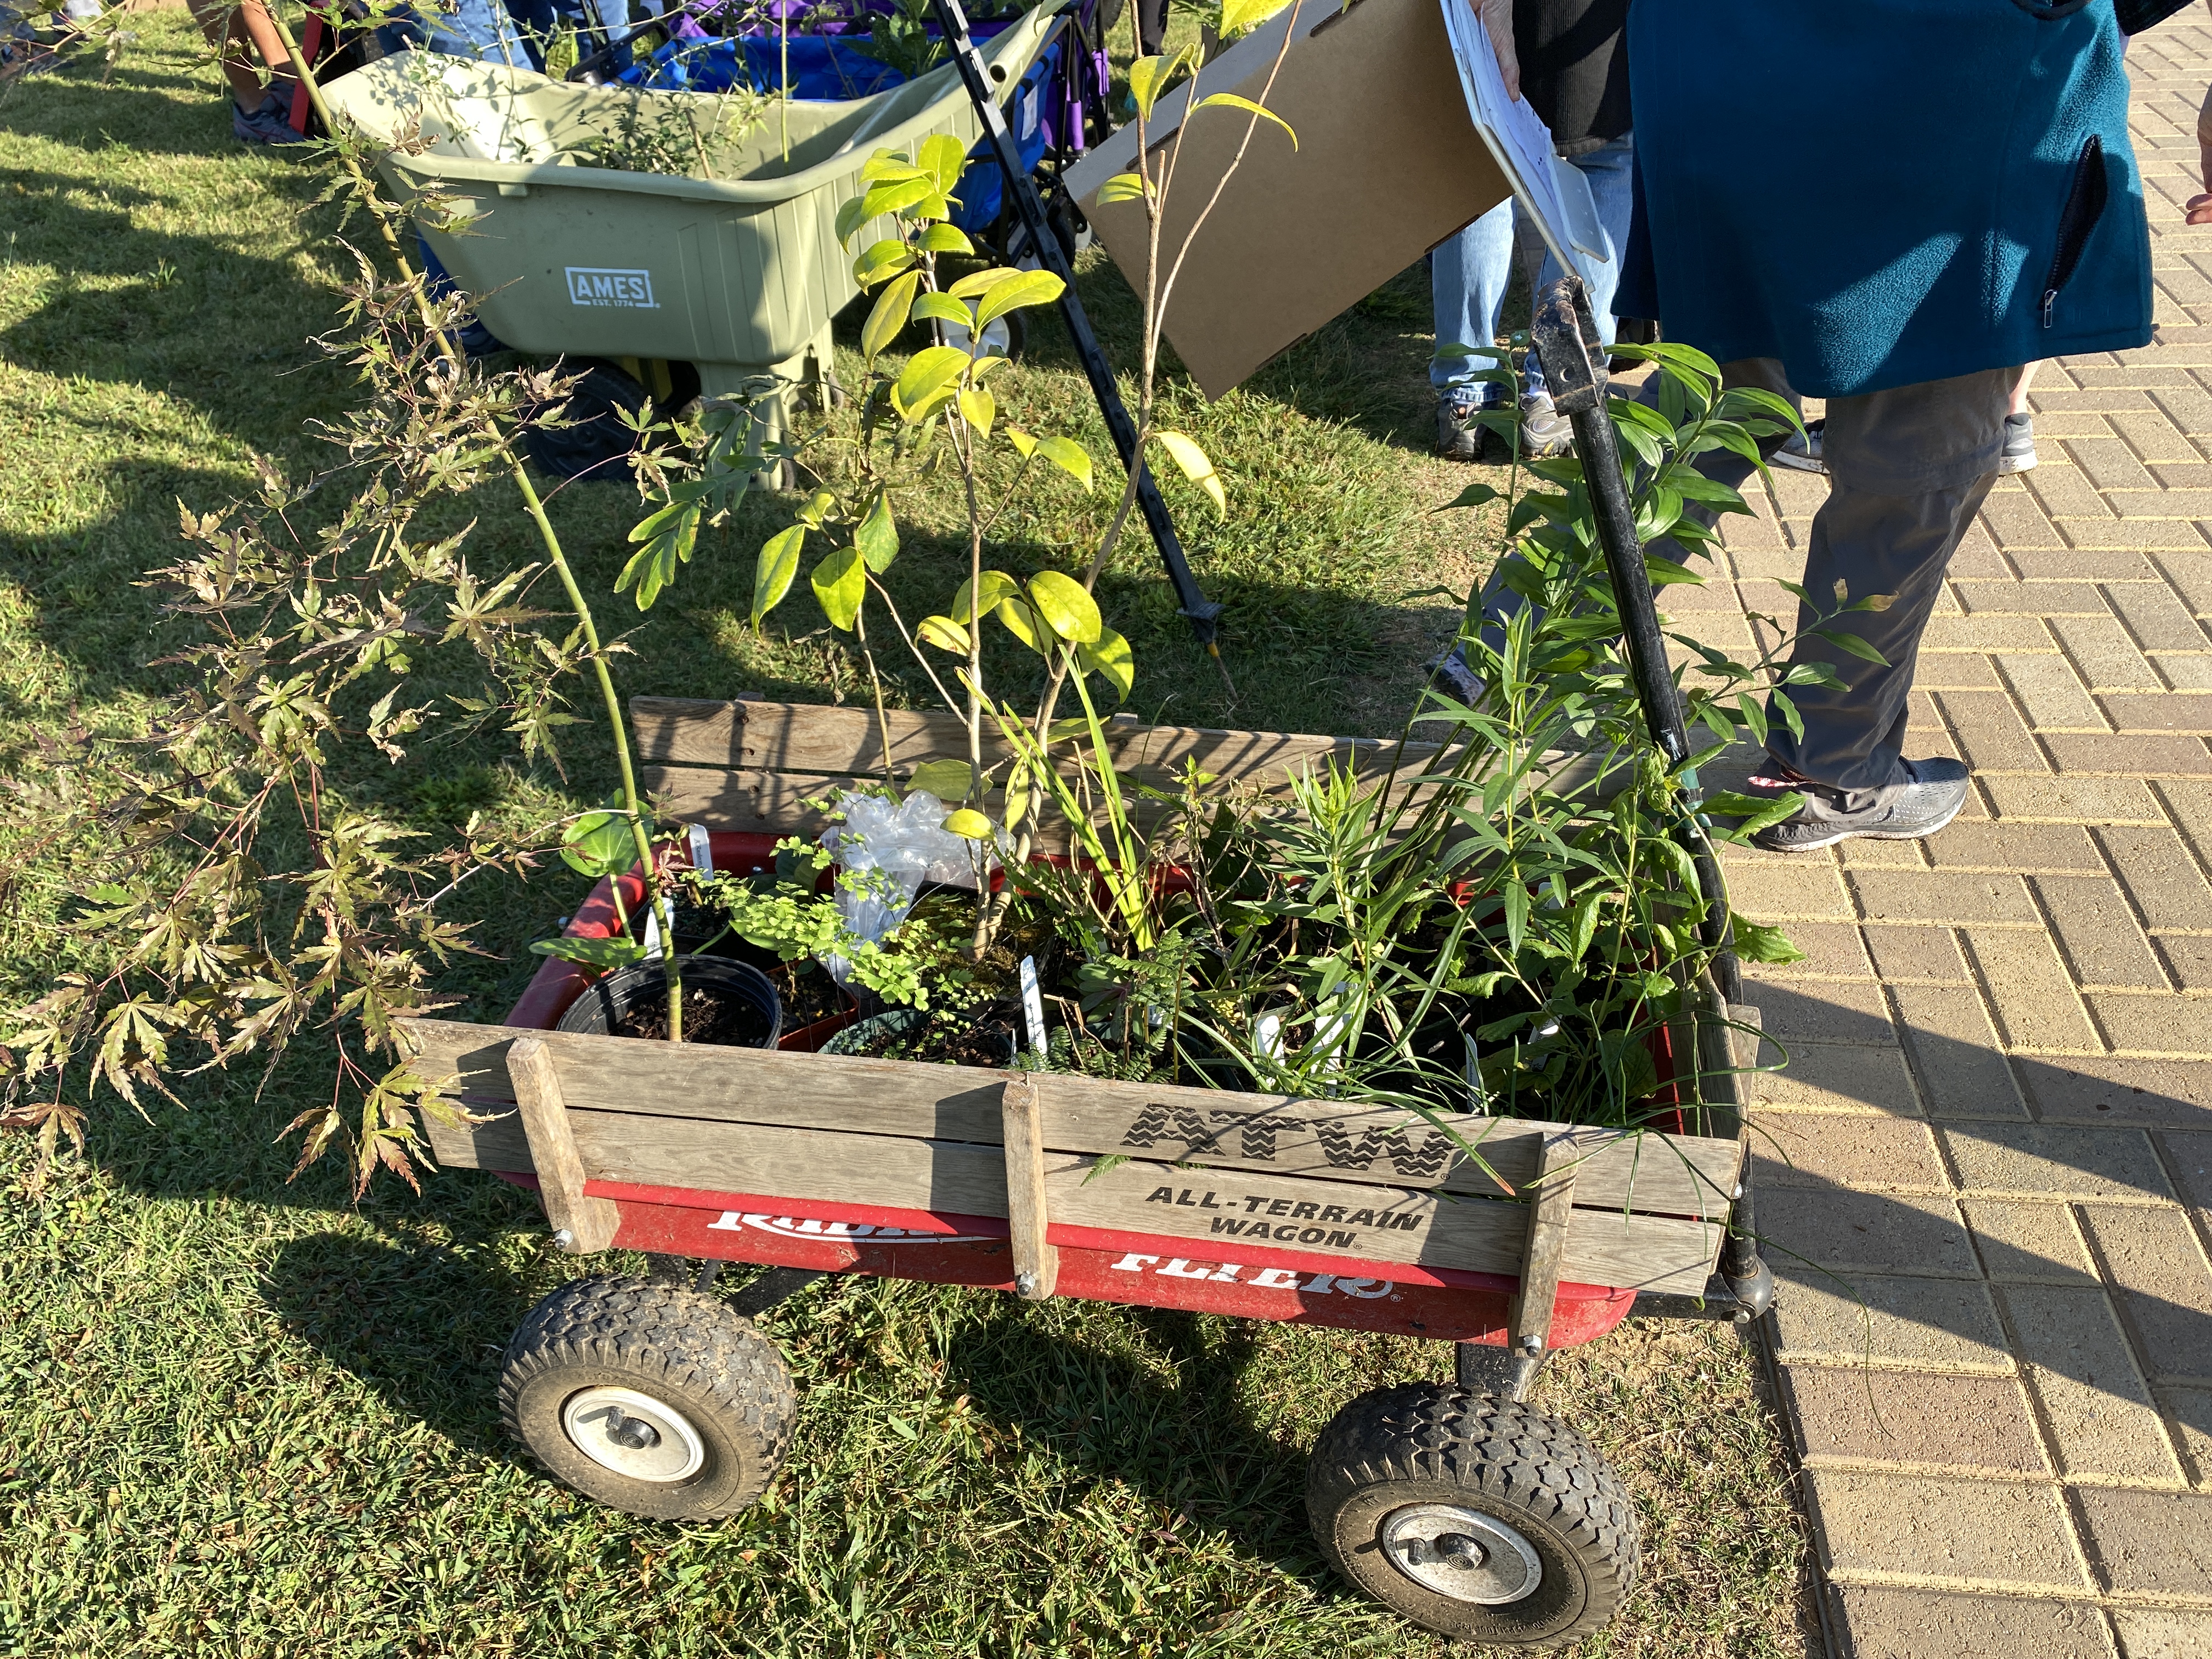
[796,488,835,529]
[851,238,916,288]
[916,613,970,652]
[997,595,1047,654]
[952,569,1022,626]
[918,222,974,254]
[834,191,874,248]
[1077,625,1135,698]
[810,545,866,632]
[1127,49,1194,119]
[1094,171,1149,206]
[943,808,994,839]
[909,291,972,328]
[917,132,967,194]
[859,149,923,182]
[1007,428,1093,491]
[860,174,940,223]
[947,265,1016,301]
[909,758,976,801]
[1028,570,1102,645]
[1191,92,1297,149]
[751,524,805,631]
[1154,429,1225,514]
[893,346,971,418]
[957,385,996,438]
[861,270,919,359]
[1216,0,1290,37]
[974,268,1065,330]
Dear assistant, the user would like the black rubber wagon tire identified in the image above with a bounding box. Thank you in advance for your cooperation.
[500,1275,798,1521]
[520,357,650,483]
[1306,1383,1639,1648]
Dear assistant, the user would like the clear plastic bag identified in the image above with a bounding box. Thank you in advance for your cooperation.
[819,790,985,983]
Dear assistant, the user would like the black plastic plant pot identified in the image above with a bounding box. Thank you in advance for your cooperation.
[556,955,783,1049]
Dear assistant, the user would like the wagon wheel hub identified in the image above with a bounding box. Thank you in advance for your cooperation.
[1380,1504,1543,1605]
[562,1386,707,1483]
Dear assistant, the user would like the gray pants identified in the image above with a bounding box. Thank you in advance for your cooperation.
[1727,358,2015,806]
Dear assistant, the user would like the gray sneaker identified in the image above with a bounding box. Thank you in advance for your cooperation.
[1423,643,1485,705]
[1998,411,2037,475]
[1750,757,1970,853]
[1435,395,1483,462]
[1518,391,1572,459]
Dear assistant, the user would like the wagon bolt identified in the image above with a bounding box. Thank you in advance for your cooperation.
[1438,1533,1485,1570]
[605,1411,660,1452]
[552,1228,575,1250]
[1519,1334,1543,1354]
[1014,1271,1039,1297]
[1733,1183,1744,1200]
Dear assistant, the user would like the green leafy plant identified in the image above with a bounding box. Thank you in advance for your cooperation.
[0,24,714,1190]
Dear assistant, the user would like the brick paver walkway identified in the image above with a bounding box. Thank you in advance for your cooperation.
[1691,27,2212,1658]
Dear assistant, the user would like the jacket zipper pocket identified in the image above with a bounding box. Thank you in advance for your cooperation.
[2042,134,2109,329]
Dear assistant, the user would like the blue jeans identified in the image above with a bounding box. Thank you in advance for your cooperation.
[1431,132,1638,403]
[420,0,629,70]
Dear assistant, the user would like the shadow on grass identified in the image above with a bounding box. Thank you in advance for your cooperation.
[941,1295,1327,1565]
[0,55,269,161]
[259,1218,549,1456]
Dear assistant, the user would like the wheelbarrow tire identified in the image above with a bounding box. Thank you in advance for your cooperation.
[520,357,650,483]
[500,1274,797,1521]
[1306,1383,1637,1648]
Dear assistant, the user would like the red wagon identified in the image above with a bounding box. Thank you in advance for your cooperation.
[407,696,1773,1648]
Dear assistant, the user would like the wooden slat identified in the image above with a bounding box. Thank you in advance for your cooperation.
[1001,1075,1059,1300]
[402,1020,1741,1221]
[469,1103,1718,1293]
[631,696,1447,794]
[1508,1131,1578,1351]
[509,1036,620,1253]
[1040,1152,1718,1295]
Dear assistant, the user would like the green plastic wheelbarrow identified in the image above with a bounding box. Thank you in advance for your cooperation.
[321,10,1063,449]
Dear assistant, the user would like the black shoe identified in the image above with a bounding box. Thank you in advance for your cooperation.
[1750,757,1970,853]
[1436,396,1483,462]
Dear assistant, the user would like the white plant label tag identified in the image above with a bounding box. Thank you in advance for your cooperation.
[640,904,663,961]
[687,822,713,874]
[1019,955,1047,1058]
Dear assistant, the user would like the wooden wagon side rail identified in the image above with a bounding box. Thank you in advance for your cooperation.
[402,1019,1742,1297]
[629,697,1628,849]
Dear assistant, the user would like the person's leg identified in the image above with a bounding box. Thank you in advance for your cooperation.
[1137,0,1167,54]
[2001,361,2041,474]
[187,0,269,106]
[1513,135,1633,447]
[1753,364,2016,848]
[1430,199,1516,460]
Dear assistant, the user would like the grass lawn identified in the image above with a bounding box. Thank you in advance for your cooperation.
[0,17,1815,1656]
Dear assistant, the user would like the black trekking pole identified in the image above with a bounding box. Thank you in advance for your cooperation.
[1527,275,1771,1317]
[926,0,1226,648]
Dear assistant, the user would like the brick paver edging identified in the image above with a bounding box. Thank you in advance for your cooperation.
[1680,25,2212,1659]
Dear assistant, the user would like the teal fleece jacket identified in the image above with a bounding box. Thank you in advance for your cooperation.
[1620,0,2152,398]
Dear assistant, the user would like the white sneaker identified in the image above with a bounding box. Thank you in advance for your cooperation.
[1771,419,1825,473]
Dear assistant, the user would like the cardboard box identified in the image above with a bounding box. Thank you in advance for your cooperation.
[1063,0,1509,400]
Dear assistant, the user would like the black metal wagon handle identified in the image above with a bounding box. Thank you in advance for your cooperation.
[927,0,1226,647]
[1528,278,1771,1318]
